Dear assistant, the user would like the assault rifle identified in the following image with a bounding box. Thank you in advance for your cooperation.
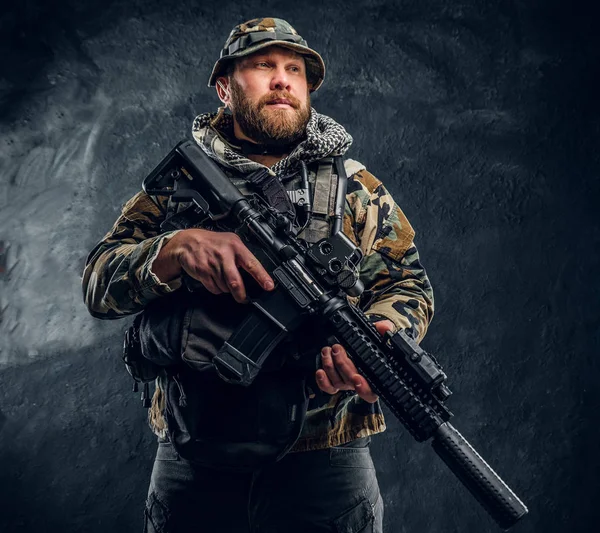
[143,140,528,529]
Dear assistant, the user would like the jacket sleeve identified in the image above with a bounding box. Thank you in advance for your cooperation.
[82,191,183,319]
[343,161,434,343]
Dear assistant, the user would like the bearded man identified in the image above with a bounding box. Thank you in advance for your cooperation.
[83,17,433,533]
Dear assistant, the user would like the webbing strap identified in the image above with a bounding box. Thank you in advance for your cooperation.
[312,158,334,216]
[300,158,340,243]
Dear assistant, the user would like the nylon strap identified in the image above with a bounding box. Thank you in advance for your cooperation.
[312,157,334,216]
[301,158,339,244]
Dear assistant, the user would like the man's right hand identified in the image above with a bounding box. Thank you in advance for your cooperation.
[152,228,275,303]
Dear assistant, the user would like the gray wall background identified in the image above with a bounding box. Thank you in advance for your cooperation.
[0,0,598,531]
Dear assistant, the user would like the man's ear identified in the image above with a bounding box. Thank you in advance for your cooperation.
[216,77,230,106]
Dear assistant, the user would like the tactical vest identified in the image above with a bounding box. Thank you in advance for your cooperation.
[138,156,346,471]
[162,157,342,244]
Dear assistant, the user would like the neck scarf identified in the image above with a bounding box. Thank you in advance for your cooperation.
[191,107,353,176]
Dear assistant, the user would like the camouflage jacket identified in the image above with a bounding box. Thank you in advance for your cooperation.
[82,112,434,452]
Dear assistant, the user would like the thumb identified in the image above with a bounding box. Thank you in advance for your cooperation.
[373,319,395,336]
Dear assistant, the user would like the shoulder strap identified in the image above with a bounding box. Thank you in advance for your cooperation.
[312,157,335,217]
[301,157,340,244]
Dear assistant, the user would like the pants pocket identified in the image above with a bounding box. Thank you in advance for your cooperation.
[332,498,375,533]
[144,491,170,533]
[143,509,157,533]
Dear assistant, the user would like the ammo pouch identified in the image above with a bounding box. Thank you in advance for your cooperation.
[123,291,188,384]
[138,290,312,472]
[123,314,160,385]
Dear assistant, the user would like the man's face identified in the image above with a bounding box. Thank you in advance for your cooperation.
[220,46,312,146]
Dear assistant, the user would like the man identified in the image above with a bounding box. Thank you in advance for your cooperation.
[82,17,433,533]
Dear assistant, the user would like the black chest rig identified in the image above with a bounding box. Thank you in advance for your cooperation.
[161,156,345,245]
[128,155,349,471]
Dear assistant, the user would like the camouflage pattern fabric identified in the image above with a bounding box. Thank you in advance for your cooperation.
[231,18,299,41]
[209,17,326,91]
[82,115,434,451]
[82,192,181,319]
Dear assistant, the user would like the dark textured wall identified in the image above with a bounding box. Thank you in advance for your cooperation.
[0,0,598,531]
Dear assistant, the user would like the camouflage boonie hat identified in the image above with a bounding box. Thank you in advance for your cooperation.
[208,17,326,92]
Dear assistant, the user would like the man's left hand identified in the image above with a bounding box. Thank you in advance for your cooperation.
[315,319,395,404]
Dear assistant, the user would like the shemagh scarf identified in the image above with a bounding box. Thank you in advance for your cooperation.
[191,107,353,176]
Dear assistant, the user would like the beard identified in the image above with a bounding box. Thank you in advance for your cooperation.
[229,77,311,146]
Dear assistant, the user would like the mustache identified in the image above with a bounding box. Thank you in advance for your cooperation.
[259,92,301,109]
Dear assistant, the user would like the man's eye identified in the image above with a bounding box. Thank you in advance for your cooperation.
[256,62,269,68]
[289,66,300,73]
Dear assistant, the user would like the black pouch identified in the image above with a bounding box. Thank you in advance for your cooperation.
[123,291,191,384]
[138,291,190,366]
[163,365,309,472]
[123,313,160,384]
[137,290,312,471]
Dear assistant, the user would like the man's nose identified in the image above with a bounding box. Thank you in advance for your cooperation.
[269,66,291,91]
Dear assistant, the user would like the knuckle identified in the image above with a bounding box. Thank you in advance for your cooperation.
[215,246,231,260]
[206,256,220,269]
[180,250,197,269]
[318,381,337,394]
[224,269,241,284]
[229,235,244,250]
[327,362,341,373]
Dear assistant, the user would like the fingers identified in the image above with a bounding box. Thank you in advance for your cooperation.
[315,369,339,395]
[209,262,229,294]
[236,249,274,291]
[352,374,379,404]
[182,253,228,296]
[315,366,378,403]
[316,343,379,403]
[222,264,247,303]
[176,230,274,301]
[373,319,395,336]
[320,346,349,390]
[328,345,357,386]
[201,276,225,295]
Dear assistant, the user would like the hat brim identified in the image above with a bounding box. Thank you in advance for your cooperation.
[208,40,325,92]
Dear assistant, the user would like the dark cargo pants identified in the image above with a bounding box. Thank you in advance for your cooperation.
[144,437,384,533]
